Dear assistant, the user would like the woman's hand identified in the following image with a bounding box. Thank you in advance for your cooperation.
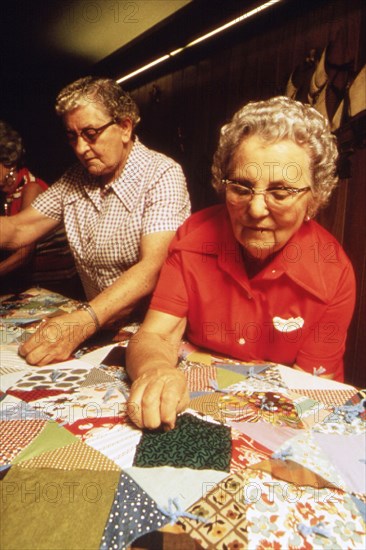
[18,310,97,365]
[127,366,189,430]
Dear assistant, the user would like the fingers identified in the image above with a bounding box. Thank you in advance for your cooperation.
[127,370,188,430]
[128,377,165,429]
[159,379,190,430]
[18,316,83,365]
[19,332,72,365]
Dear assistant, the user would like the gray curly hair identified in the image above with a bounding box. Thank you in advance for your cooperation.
[55,76,140,128]
[212,96,339,217]
[0,120,23,166]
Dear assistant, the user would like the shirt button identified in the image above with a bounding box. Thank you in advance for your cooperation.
[272,269,276,274]
[238,338,246,345]
[247,294,252,299]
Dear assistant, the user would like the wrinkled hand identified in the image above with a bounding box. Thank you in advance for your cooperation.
[127,367,189,430]
[18,311,96,366]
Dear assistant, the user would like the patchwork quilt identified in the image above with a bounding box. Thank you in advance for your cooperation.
[1,289,365,549]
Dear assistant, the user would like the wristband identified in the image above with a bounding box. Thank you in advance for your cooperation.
[76,302,101,330]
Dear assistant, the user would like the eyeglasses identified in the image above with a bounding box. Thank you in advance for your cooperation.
[2,167,16,186]
[66,119,116,145]
[222,179,311,210]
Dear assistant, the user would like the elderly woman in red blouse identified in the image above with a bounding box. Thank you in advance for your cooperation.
[0,121,48,293]
[126,96,356,429]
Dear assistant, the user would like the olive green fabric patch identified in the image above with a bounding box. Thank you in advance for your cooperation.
[0,466,120,550]
[12,421,78,465]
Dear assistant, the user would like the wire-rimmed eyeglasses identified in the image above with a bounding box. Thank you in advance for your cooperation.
[222,179,311,210]
[66,119,116,145]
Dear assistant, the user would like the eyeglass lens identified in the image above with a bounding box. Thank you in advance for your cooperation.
[66,120,115,144]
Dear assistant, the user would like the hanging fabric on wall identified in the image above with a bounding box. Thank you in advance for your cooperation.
[285,24,360,133]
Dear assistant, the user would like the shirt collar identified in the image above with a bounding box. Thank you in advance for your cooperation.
[173,205,332,303]
[109,136,148,212]
[268,222,332,303]
[173,205,250,290]
[68,137,146,212]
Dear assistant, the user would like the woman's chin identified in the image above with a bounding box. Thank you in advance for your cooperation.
[85,163,105,177]
[241,240,277,261]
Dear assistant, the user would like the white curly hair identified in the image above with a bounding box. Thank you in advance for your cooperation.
[212,96,339,217]
[55,76,140,128]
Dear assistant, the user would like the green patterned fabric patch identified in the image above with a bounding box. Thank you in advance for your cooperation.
[133,413,231,471]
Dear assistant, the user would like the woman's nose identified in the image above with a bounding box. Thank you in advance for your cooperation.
[74,136,91,155]
[247,192,270,218]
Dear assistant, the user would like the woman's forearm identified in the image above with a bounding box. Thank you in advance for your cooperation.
[126,330,181,381]
[0,244,35,275]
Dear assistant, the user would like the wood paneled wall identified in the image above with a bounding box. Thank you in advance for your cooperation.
[128,0,366,387]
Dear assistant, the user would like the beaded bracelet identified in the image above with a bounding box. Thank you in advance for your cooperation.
[76,302,101,330]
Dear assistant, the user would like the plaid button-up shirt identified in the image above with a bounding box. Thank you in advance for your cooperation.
[32,138,190,299]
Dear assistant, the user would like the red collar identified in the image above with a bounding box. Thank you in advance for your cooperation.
[172,205,340,303]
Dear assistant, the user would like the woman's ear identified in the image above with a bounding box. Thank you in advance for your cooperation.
[306,199,317,219]
[118,118,133,143]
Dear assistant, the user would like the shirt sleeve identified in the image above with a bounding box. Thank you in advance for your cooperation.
[142,162,191,235]
[31,179,65,222]
[150,250,189,318]
[295,261,356,382]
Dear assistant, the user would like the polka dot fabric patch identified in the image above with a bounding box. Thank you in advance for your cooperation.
[79,367,116,387]
[100,471,168,550]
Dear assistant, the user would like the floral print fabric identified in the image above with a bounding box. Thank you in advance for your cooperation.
[178,469,366,550]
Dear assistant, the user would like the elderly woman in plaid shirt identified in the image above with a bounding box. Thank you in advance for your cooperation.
[0,76,190,365]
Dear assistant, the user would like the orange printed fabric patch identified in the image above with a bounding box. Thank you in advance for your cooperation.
[217,391,304,428]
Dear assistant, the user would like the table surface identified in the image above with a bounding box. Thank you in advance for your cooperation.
[1,288,365,550]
